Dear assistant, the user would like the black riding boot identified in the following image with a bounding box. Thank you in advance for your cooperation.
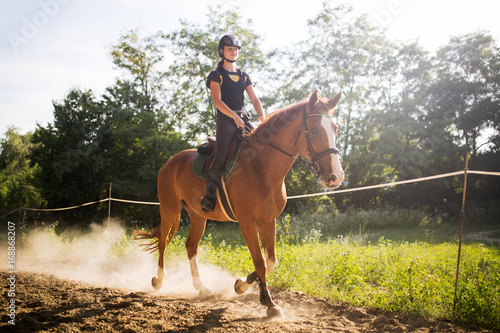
[200,184,216,213]
[200,169,220,212]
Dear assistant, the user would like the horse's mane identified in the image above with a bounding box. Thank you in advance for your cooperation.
[247,99,307,141]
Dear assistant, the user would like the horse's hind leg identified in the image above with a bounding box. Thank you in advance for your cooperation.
[152,222,166,290]
[185,208,211,293]
[152,204,181,291]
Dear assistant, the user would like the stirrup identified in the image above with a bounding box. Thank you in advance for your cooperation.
[200,196,215,213]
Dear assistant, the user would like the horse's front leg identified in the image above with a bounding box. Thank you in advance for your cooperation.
[234,270,259,294]
[237,219,284,318]
[257,218,282,318]
[234,251,277,294]
[235,218,278,294]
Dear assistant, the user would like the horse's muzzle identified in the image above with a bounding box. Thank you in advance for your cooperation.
[322,170,344,189]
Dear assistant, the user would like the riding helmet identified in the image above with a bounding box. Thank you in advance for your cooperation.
[218,34,241,58]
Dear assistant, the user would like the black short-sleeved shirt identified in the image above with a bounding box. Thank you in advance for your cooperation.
[206,67,253,116]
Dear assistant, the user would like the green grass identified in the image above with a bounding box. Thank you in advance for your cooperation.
[163,210,500,331]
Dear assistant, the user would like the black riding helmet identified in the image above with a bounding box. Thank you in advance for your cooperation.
[218,34,241,63]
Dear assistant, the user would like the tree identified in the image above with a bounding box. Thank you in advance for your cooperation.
[0,127,44,212]
[280,3,397,208]
[101,81,190,202]
[285,3,390,156]
[370,42,434,181]
[428,31,500,156]
[111,28,166,117]
[30,89,108,209]
[29,83,191,224]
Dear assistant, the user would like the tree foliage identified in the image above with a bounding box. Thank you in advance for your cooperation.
[27,33,190,222]
[428,31,500,155]
[0,127,44,212]
[111,29,166,115]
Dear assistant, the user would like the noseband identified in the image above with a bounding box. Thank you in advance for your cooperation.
[262,105,340,174]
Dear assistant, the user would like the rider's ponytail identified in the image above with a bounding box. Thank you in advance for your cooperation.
[216,59,224,69]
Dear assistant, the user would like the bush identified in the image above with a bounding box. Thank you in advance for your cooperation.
[283,206,439,242]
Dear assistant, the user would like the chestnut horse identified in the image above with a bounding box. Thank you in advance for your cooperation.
[135,91,344,318]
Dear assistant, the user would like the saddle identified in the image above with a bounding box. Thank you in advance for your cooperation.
[197,137,217,155]
[195,131,243,175]
[192,137,241,180]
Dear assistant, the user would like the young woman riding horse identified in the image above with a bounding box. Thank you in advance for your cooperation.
[135,37,344,319]
[200,34,266,213]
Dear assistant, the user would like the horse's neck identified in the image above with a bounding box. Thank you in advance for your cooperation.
[244,114,302,185]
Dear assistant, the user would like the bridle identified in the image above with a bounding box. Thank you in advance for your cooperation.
[261,105,340,174]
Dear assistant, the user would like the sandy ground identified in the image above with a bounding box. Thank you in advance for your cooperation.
[0,223,496,332]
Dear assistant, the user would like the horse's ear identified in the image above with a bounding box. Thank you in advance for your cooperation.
[308,91,319,109]
[326,92,342,114]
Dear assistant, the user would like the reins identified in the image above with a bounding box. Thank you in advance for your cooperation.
[259,104,340,173]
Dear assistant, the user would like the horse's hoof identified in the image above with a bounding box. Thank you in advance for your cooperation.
[151,276,163,291]
[266,305,285,319]
[198,285,214,297]
[234,278,249,295]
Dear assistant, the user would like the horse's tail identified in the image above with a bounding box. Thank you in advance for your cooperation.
[133,213,181,253]
[133,226,160,253]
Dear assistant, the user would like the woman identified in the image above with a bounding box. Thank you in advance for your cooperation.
[200,34,266,213]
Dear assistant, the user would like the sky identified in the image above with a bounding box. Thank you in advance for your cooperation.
[1,0,499,137]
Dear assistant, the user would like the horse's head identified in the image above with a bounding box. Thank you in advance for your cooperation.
[297,91,344,189]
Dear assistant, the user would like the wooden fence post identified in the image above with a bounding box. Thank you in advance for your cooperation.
[108,182,112,228]
[453,147,469,317]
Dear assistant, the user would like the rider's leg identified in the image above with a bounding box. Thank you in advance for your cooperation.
[201,118,238,212]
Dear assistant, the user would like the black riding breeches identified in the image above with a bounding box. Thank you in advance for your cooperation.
[205,111,254,196]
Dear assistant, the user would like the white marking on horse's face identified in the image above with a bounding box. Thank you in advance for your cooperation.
[321,117,336,148]
[320,117,344,188]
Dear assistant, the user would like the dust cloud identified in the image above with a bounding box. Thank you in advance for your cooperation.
[6,220,237,299]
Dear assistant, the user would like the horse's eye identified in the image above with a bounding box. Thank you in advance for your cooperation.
[311,128,319,135]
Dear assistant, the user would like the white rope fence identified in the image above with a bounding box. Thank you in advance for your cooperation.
[109,198,160,205]
[288,170,500,199]
[21,199,111,211]
[1,169,499,217]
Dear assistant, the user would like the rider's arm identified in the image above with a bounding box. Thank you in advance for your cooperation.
[246,84,265,122]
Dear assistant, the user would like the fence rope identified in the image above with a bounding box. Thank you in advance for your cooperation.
[110,198,160,205]
[0,207,21,220]
[1,169,498,217]
[468,170,500,176]
[21,199,110,212]
[287,171,465,199]
[288,170,500,199]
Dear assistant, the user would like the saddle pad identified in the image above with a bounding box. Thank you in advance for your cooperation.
[191,146,241,180]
